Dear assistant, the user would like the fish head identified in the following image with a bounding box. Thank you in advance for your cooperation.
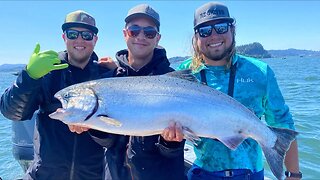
[49,85,98,125]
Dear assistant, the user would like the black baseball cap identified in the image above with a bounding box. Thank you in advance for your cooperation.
[194,2,234,30]
[125,4,160,31]
[62,10,98,34]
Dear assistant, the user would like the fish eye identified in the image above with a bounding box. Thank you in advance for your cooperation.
[63,92,78,99]
[63,93,69,99]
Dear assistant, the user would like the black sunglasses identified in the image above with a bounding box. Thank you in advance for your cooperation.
[126,25,158,39]
[65,29,95,41]
[195,22,230,38]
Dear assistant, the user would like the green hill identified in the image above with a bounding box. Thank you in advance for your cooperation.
[236,42,271,58]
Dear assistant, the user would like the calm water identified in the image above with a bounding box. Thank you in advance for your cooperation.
[0,57,319,179]
[0,71,24,180]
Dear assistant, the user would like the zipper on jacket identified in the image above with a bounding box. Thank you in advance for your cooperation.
[69,134,78,180]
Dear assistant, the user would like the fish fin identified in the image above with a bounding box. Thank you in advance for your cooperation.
[219,135,246,150]
[97,115,122,127]
[182,126,201,146]
[261,127,298,180]
[165,69,199,83]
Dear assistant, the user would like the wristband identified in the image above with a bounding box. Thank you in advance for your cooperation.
[285,171,302,178]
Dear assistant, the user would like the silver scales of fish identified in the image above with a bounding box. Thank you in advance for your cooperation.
[49,70,298,180]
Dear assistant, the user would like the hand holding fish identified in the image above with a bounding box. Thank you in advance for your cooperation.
[68,124,90,134]
[161,121,184,142]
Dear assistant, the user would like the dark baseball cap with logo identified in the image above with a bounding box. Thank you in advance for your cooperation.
[62,10,98,34]
[194,2,234,30]
[125,4,160,31]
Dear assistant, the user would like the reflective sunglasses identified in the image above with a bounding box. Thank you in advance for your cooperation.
[195,22,230,38]
[126,25,158,39]
[65,29,95,41]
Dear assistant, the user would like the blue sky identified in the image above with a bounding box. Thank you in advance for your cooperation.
[0,1,319,65]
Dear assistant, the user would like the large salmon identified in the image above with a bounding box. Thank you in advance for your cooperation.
[49,70,297,179]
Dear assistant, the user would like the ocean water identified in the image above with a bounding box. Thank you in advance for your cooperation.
[261,57,320,179]
[0,71,24,180]
[0,56,319,179]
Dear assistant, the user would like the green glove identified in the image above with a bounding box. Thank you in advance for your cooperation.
[26,43,69,79]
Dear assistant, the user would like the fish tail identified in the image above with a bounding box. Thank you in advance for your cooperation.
[261,127,298,180]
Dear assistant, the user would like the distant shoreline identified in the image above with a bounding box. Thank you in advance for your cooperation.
[1,54,320,70]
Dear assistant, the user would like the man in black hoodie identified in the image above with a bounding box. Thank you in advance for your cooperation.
[0,10,115,180]
[99,4,186,180]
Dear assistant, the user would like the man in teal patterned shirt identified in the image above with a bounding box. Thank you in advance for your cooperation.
[178,2,301,180]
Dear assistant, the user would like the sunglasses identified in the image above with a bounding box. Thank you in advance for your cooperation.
[65,29,95,41]
[126,25,158,39]
[195,22,230,38]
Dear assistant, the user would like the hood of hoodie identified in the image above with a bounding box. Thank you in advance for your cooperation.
[115,48,172,76]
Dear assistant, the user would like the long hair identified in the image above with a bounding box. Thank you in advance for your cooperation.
[191,23,236,71]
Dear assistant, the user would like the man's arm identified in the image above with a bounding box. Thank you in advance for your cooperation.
[264,66,300,179]
[0,70,42,120]
[285,140,301,180]
[1,44,68,121]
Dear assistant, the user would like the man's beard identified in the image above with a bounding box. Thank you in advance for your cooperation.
[203,39,235,62]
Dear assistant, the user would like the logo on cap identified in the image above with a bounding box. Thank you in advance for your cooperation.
[199,7,226,19]
[194,2,234,29]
